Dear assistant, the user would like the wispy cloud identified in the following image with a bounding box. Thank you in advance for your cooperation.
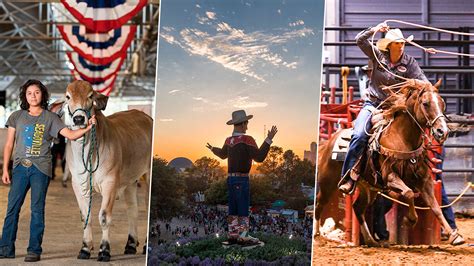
[193,97,209,103]
[289,20,305,27]
[228,96,268,109]
[160,11,313,82]
[168,89,180,94]
[206,11,216,20]
[159,118,174,122]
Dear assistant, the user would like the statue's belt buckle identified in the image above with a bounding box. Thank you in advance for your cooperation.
[20,159,33,168]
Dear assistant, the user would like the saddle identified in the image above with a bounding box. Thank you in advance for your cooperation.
[330,110,388,162]
[331,110,392,187]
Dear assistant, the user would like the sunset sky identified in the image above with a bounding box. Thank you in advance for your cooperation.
[153,0,325,164]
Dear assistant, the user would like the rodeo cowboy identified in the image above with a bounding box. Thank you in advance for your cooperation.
[338,23,432,194]
[206,110,277,247]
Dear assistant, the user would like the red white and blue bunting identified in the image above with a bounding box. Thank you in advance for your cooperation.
[58,24,135,65]
[67,52,124,83]
[72,70,117,96]
[60,0,147,32]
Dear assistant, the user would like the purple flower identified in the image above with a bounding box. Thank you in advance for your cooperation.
[191,256,201,265]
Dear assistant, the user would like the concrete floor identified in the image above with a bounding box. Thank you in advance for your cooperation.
[0,176,148,265]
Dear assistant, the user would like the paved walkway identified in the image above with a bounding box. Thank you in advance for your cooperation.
[0,177,148,265]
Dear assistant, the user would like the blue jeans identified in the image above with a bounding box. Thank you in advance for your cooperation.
[434,147,457,230]
[0,164,50,256]
[373,195,393,240]
[341,101,376,177]
[227,176,249,217]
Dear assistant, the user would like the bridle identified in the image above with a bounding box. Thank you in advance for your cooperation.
[405,87,447,142]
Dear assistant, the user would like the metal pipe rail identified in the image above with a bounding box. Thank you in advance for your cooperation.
[324,40,474,46]
[323,64,474,73]
[323,26,474,32]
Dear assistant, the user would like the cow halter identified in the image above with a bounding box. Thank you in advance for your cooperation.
[68,105,92,119]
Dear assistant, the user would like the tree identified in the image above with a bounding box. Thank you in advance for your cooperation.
[185,157,226,196]
[256,146,283,176]
[292,159,316,187]
[250,175,278,206]
[204,178,228,205]
[150,158,185,221]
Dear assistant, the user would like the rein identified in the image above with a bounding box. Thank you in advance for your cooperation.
[376,88,445,160]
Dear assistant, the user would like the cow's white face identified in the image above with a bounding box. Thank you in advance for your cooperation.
[63,80,107,130]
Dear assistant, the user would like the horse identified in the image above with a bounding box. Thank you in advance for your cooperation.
[314,80,464,246]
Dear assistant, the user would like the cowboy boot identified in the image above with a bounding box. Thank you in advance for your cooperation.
[338,157,363,195]
[226,216,239,244]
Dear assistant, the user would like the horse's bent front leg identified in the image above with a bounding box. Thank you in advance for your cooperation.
[386,172,418,226]
[419,180,464,245]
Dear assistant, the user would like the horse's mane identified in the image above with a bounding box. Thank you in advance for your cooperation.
[382,85,419,119]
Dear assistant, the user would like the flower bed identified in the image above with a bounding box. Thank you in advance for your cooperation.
[147,233,311,265]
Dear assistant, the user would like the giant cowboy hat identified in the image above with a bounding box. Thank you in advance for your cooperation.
[226,110,253,125]
[376,28,414,52]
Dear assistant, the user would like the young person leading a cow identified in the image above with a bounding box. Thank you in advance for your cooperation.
[0,79,96,262]
[206,110,277,247]
[338,23,432,194]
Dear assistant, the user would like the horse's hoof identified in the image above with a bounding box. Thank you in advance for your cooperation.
[142,244,147,255]
[449,230,466,246]
[366,241,381,247]
[97,251,111,262]
[77,249,91,260]
[62,181,67,188]
[379,240,390,248]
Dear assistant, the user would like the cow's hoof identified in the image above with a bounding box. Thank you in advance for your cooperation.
[97,251,111,262]
[124,235,138,255]
[124,245,137,255]
[77,250,90,260]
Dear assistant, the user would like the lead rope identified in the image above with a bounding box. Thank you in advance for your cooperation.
[82,121,100,230]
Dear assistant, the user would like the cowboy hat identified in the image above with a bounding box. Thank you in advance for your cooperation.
[226,110,253,125]
[376,28,414,52]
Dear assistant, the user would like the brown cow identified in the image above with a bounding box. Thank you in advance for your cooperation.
[61,80,152,261]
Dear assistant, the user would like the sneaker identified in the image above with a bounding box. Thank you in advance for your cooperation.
[448,229,466,246]
[24,253,40,262]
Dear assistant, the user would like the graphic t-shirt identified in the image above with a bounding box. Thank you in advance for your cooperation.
[6,110,66,177]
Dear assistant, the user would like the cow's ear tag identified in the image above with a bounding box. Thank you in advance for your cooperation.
[93,92,109,111]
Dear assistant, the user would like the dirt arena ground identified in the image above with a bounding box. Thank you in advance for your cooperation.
[0,178,148,265]
[312,218,474,265]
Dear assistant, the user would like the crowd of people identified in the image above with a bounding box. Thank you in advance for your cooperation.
[152,203,313,243]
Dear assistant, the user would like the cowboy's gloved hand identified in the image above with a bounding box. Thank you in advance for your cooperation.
[373,22,389,33]
[425,48,437,54]
[267,126,278,140]
[408,79,431,88]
